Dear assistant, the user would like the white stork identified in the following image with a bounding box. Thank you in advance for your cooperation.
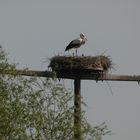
[65,33,87,55]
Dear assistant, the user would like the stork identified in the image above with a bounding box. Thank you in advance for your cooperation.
[65,33,87,56]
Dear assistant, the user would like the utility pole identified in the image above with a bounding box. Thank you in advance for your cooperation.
[74,79,81,140]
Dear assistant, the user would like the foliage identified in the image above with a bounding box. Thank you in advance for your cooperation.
[0,47,110,140]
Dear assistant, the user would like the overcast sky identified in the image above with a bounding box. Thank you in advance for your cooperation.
[0,1,140,140]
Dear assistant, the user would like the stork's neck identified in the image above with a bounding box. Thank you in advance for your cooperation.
[81,38,86,44]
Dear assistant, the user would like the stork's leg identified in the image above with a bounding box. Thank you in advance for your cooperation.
[76,48,77,56]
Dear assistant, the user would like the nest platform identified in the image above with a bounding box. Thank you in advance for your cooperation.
[49,55,112,79]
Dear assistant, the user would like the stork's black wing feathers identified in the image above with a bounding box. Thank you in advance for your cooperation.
[65,40,80,51]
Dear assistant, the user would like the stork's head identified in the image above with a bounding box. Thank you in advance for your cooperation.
[80,33,87,41]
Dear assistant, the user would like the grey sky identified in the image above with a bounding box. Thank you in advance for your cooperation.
[0,1,140,140]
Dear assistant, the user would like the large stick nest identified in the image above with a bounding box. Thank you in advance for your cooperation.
[49,55,112,76]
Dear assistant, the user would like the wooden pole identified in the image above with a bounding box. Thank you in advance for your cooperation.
[1,69,140,82]
[74,79,81,140]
